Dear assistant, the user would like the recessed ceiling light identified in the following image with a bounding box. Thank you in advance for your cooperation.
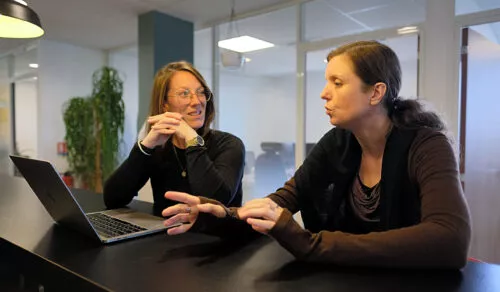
[397,26,418,35]
[29,63,38,68]
[218,36,274,53]
[33,76,37,80]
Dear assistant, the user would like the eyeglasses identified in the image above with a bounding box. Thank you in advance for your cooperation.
[167,87,212,103]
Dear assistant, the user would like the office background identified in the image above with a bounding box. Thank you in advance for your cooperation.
[0,0,499,264]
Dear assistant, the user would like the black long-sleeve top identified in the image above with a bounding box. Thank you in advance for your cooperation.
[103,130,245,215]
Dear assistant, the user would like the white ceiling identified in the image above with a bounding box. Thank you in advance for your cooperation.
[1,0,500,78]
[202,0,426,76]
[0,0,289,54]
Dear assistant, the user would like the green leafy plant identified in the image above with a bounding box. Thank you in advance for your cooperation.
[63,67,124,192]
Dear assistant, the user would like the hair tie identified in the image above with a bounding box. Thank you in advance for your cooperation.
[392,97,400,111]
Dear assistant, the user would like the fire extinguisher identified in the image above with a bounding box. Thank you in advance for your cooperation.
[62,171,74,188]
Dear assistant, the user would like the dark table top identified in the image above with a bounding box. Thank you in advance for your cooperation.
[1,174,500,292]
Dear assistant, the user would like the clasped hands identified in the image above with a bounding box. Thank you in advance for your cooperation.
[141,112,197,148]
[161,191,284,235]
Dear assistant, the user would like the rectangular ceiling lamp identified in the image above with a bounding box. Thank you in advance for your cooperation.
[218,35,275,53]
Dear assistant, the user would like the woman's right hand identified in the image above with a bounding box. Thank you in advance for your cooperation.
[141,112,182,148]
[162,191,227,235]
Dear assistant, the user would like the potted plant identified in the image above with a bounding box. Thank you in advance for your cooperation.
[63,67,125,193]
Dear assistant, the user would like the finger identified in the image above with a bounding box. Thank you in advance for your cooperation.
[152,129,176,135]
[147,112,182,124]
[167,223,193,235]
[247,218,275,231]
[163,112,183,120]
[164,191,201,205]
[147,114,162,122]
[238,200,271,214]
[240,198,279,212]
[147,114,166,123]
[148,112,182,123]
[163,213,191,226]
[240,198,279,213]
[151,118,180,128]
[162,203,186,217]
[242,198,270,208]
[197,203,227,218]
[250,225,269,235]
[238,207,276,221]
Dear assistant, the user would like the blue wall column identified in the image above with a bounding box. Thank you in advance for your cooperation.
[137,11,193,131]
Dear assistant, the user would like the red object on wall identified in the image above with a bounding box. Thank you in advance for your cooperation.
[57,142,68,156]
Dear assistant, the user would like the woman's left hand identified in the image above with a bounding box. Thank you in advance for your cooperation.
[237,198,284,234]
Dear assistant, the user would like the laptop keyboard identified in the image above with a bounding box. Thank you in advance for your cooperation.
[87,212,147,238]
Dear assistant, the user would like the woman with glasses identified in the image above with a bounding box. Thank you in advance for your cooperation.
[161,42,471,268]
[104,61,245,215]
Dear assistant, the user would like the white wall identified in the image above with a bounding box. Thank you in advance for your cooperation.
[37,39,105,172]
[108,48,139,160]
[14,79,38,158]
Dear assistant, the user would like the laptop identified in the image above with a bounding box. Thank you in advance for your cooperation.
[10,155,180,244]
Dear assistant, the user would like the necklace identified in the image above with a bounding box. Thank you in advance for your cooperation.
[172,143,187,178]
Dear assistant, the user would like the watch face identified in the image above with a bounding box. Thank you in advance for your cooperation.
[196,136,205,146]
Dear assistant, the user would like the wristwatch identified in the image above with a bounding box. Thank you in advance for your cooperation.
[186,135,205,148]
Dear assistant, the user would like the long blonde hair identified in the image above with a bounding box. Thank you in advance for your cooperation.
[147,61,215,137]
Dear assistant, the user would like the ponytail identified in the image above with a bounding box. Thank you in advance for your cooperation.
[387,97,445,131]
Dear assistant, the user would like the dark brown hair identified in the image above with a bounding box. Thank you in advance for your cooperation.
[327,41,445,131]
[147,61,215,137]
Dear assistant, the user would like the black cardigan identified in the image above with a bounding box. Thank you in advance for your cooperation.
[195,126,471,268]
[295,126,420,233]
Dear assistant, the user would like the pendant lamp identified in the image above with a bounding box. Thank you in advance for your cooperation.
[0,0,44,39]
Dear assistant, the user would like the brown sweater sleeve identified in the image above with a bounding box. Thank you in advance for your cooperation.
[268,131,471,269]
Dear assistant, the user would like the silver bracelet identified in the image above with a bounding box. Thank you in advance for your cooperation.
[137,140,152,156]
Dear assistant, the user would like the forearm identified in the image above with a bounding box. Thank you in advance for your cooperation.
[269,209,469,269]
[103,145,150,208]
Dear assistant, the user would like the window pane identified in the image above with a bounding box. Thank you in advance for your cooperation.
[461,23,500,263]
[456,0,500,15]
[217,7,297,202]
[303,0,426,42]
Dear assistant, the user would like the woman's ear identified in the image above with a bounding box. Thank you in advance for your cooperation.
[370,82,387,106]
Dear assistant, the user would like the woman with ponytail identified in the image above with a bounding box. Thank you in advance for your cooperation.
[161,41,471,269]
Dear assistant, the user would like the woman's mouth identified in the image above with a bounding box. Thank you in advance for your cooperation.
[325,107,333,116]
[187,110,203,117]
